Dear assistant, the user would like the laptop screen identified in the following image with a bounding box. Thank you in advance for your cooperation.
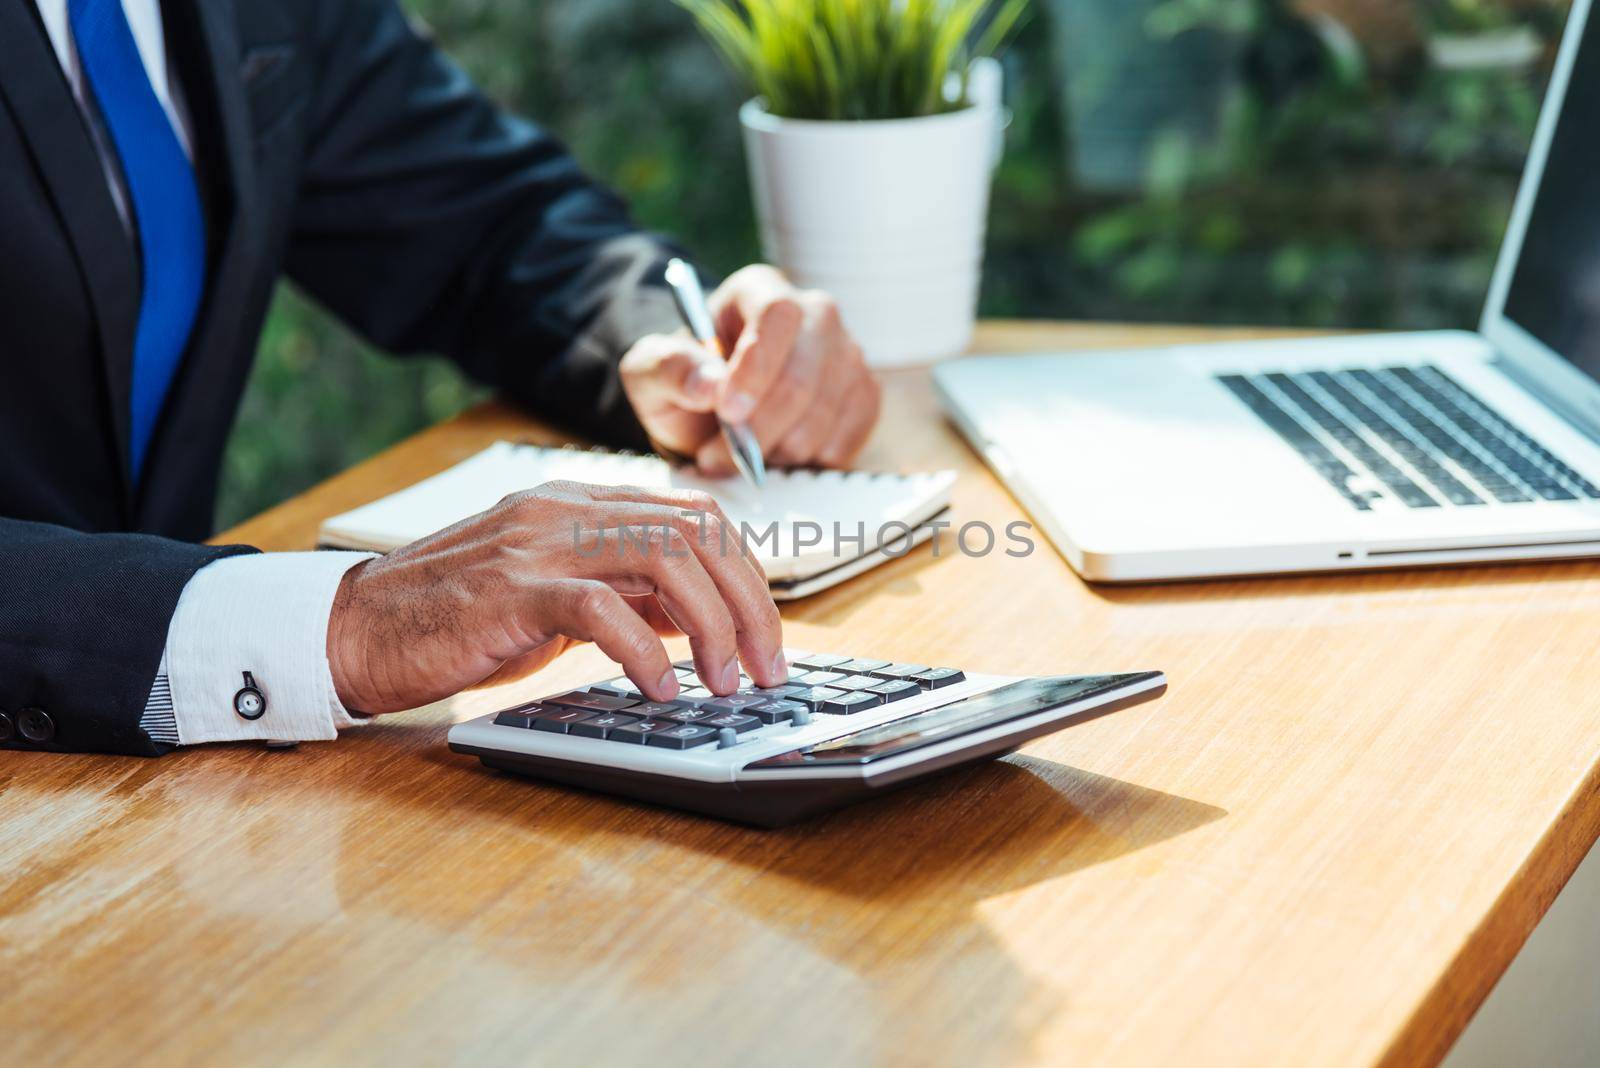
[1502,9,1600,379]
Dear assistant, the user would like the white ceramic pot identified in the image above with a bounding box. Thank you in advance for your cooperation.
[740,59,1005,368]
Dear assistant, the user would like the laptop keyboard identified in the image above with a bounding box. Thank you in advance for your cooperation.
[1217,365,1600,511]
[490,653,967,750]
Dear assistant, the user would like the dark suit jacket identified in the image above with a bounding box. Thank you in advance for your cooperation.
[0,0,683,756]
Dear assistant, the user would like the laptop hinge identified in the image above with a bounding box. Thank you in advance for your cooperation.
[1491,354,1600,448]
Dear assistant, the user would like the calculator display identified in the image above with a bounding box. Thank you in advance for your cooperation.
[746,674,1151,768]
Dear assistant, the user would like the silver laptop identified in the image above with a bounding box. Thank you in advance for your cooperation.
[937,0,1600,583]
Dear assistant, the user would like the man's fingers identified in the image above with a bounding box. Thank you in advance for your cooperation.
[574,488,786,690]
[716,273,804,424]
[770,362,851,466]
[818,371,881,467]
[694,434,736,477]
[527,580,679,702]
[624,593,682,637]
[622,333,724,413]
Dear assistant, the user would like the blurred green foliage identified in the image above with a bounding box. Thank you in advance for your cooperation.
[216,0,1566,528]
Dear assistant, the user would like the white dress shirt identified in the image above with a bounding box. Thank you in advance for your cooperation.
[32,0,374,746]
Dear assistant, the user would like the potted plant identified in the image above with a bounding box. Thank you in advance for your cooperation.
[676,0,1029,367]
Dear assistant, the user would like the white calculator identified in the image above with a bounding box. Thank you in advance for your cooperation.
[448,651,1167,826]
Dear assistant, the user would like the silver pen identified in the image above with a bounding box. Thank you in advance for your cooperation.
[663,258,767,489]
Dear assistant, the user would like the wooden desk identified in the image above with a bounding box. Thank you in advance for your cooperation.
[6,321,1599,1067]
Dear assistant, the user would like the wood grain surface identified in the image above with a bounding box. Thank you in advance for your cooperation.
[4,321,1597,1068]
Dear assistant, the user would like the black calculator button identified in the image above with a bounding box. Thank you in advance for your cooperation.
[672,659,697,671]
[702,694,768,713]
[655,707,713,725]
[830,675,884,693]
[629,701,685,719]
[589,677,643,700]
[836,658,891,674]
[748,699,805,724]
[569,713,639,739]
[739,683,805,700]
[545,691,639,713]
[867,680,921,702]
[493,707,545,729]
[795,670,846,686]
[791,686,847,712]
[609,720,672,743]
[700,712,760,734]
[792,653,851,671]
[647,724,719,749]
[822,691,881,715]
[912,668,966,689]
[868,664,927,681]
[534,708,592,733]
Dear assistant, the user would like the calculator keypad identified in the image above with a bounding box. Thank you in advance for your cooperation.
[490,654,969,749]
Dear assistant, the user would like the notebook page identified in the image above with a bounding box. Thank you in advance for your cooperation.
[319,442,956,583]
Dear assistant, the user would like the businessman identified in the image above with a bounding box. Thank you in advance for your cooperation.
[0,0,882,755]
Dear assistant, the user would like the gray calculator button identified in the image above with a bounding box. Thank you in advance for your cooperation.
[822,691,881,715]
[830,675,884,693]
[795,670,846,686]
[647,724,719,749]
[868,664,927,681]
[836,658,892,674]
[738,683,805,700]
[912,668,966,689]
[589,677,643,699]
[610,720,671,743]
[867,680,921,703]
[534,708,592,733]
[790,686,846,712]
[655,707,713,725]
[545,691,639,713]
[792,653,851,671]
[748,699,804,724]
[701,694,768,713]
[630,701,684,719]
[570,713,639,739]
[667,688,717,709]
[700,712,760,734]
[493,705,550,729]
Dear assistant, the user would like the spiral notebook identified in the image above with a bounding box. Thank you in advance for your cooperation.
[318,442,957,600]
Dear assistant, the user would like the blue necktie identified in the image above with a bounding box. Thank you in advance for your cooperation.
[69,0,207,478]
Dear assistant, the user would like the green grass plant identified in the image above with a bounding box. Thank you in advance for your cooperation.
[674,0,1029,120]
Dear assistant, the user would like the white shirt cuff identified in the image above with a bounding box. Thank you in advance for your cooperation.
[154,551,375,746]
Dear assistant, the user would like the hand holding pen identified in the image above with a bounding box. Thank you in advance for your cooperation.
[664,258,767,488]
[617,262,882,480]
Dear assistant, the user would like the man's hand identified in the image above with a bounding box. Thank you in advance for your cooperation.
[325,482,788,715]
[621,265,883,475]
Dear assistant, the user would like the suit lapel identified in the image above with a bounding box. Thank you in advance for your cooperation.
[0,0,141,508]
[137,0,259,518]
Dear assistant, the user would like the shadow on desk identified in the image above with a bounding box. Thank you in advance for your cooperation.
[364,741,1224,1062]
[412,743,1224,904]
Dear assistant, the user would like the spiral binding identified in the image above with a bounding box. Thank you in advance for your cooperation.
[508,439,921,486]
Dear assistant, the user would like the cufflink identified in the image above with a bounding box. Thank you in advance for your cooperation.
[234,672,267,721]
